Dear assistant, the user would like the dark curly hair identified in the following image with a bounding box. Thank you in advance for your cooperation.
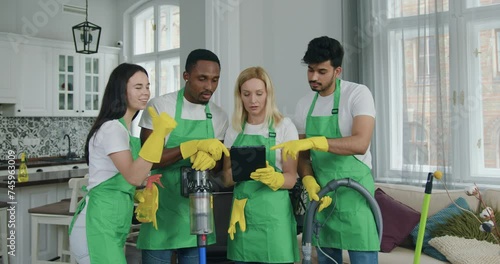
[302,36,344,68]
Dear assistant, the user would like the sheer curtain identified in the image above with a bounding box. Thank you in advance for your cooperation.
[358,0,500,187]
[358,0,452,186]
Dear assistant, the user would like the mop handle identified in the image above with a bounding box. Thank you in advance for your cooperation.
[413,171,442,264]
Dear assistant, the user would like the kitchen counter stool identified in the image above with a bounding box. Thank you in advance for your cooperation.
[29,176,88,264]
[29,201,74,264]
[1,201,9,264]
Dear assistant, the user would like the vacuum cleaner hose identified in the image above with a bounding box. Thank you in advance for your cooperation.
[301,178,383,264]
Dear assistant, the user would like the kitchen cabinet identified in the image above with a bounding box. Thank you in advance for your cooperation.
[0,33,119,117]
[52,49,119,117]
[11,44,53,116]
[0,183,71,264]
[52,50,105,117]
[0,165,88,264]
[0,41,18,104]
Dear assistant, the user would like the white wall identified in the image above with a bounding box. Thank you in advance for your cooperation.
[1,0,347,120]
[0,0,120,48]
[213,0,343,119]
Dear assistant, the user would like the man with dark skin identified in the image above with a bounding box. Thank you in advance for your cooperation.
[137,49,229,264]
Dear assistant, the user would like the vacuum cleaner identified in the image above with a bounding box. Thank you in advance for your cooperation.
[301,178,383,264]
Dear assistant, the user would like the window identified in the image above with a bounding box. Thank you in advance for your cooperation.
[386,26,449,173]
[471,21,500,176]
[387,0,449,18]
[366,0,500,184]
[130,0,180,98]
[128,0,180,137]
[416,36,437,85]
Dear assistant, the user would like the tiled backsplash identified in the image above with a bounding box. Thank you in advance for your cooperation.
[0,116,95,160]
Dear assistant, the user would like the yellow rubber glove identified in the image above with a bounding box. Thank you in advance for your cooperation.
[190,151,217,171]
[318,195,332,212]
[271,136,328,161]
[302,175,332,212]
[180,139,230,161]
[228,198,247,240]
[134,174,164,229]
[302,175,321,201]
[139,107,177,163]
[134,189,145,203]
[250,161,284,191]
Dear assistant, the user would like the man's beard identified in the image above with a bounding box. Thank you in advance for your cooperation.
[309,77,335,94]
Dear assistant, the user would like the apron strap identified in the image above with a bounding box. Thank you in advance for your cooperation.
[68,185,89,235]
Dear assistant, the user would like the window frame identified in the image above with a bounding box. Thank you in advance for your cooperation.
[128,0,180,98]
[372,0,500,185]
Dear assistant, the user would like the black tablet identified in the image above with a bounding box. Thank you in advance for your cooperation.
[230,146,266,182]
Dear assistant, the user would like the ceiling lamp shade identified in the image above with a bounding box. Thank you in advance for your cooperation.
[72,0,101,54]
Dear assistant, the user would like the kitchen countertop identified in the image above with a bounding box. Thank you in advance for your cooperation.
[0,167,88,188]
[0,156,87,170]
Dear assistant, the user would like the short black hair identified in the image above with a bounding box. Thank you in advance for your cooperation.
[302,36,344,68]
[185,49,221,73]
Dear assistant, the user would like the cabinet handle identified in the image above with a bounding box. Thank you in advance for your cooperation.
[76,110,79,113]
[82,110,85,113]
[17,109,21,112]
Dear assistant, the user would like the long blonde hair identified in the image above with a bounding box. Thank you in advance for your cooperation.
[232,66,283,132]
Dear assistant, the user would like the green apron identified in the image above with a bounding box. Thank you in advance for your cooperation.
[137,88,216,249]
[306,79,379,251]
[69,118,139,263]
[227,122,299,263]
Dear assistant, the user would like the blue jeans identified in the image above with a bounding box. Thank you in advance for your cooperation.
[142,247,198,264]
[317,247,378,264]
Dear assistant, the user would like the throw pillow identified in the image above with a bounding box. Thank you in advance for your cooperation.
[375,188,421,252]
[432,209,500,244]
[429,235,500,264]
[410,197,471,261]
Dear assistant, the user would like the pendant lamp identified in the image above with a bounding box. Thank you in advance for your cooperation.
[72,0,101,54]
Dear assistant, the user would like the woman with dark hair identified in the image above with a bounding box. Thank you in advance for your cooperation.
[69,63,177,264]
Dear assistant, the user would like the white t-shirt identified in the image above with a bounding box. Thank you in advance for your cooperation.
[139,90,229,140]
[87,120,130,190]
[224,117,299,171]
[293,80,375,168]
[70,119,132,260]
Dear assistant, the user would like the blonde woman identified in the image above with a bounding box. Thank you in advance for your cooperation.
[222,66,300,263]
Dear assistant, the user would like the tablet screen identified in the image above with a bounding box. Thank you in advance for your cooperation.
[230,146,266,182]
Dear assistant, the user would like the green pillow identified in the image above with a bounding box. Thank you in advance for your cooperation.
[410,197,471,261]
[432,209,500,244]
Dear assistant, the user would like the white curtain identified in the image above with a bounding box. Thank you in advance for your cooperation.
[358,0,500,187]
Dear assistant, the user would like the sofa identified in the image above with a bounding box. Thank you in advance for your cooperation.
[297,182,500,264]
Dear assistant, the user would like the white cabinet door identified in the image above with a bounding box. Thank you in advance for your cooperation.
[53,50,80,116]
[8,44,52,116]
[0,41,17,104]
[53,50,118,117]
[80,55,104,117]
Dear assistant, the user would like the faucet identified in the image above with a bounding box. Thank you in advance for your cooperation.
[63,134,72,160]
